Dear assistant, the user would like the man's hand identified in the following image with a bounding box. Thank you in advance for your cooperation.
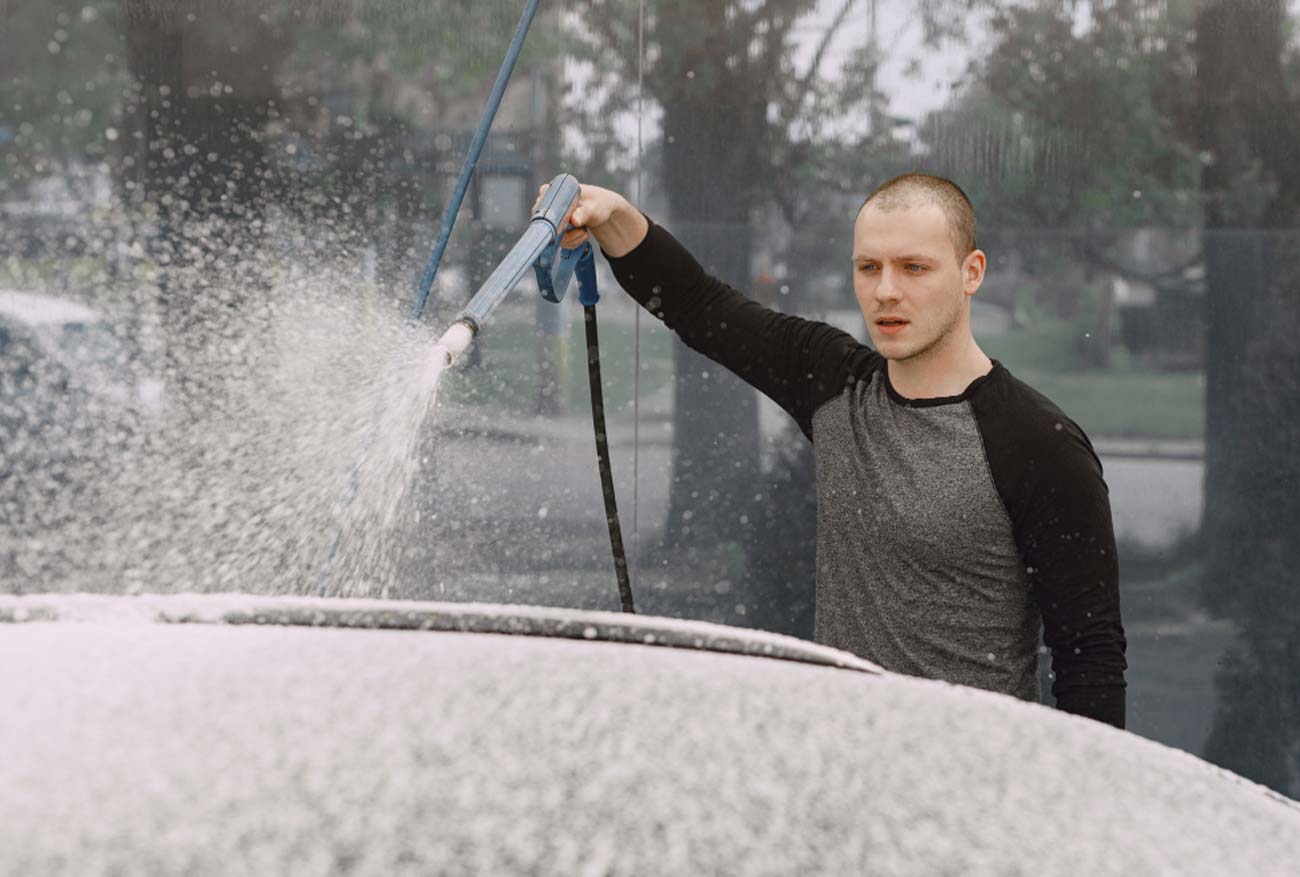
[533,181,649,258]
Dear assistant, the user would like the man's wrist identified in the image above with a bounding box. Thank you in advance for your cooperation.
[593,200,649,259]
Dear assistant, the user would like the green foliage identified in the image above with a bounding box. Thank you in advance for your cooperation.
[0,1,564,198]
[280,1,562,107]
[927,0,1203,231]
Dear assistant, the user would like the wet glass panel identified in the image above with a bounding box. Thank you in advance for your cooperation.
[3,0,1297,801]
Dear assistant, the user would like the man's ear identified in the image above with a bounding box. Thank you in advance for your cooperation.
[963,249,987,297]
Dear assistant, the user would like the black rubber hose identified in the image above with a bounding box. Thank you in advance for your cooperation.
[583,305,635,613]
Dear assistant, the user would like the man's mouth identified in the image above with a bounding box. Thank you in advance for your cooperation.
[875,318,909,335]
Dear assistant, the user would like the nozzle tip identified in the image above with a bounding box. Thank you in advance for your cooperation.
[436,320,475,367]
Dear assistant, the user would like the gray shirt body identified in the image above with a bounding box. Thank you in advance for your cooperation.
[813,374,1038,701]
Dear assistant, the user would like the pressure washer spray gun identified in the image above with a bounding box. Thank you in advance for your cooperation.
[435,173,597,366]
[322,2,634,609]
[433,173,634,613]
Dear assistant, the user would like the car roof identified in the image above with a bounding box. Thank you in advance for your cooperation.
[2,593,1298,875]
[0,592,882,674]
[0,288,100,328]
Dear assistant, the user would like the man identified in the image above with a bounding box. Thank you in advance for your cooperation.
[544,172,1127,728]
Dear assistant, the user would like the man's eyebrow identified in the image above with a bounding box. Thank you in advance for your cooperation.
[852,253,937,262]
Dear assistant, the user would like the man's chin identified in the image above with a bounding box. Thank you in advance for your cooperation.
[871,338,917,360]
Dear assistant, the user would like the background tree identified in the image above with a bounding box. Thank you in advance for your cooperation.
[1194,0,1300,797]
[920,0,1203,366]
[568,0,892,562]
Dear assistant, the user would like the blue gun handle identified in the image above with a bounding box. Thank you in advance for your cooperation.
[576,242,599,307]
[533,239,562,302]
[535,238,596,306]
[528,172,599,307]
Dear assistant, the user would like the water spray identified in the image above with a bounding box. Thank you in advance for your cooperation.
[323,1,635,613]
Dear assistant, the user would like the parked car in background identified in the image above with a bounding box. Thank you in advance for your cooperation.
[1,593,1296,875]
[1,289,165,588]
[0,289,163,415]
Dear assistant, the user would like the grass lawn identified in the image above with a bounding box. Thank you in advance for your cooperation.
[1013,368,1205,439]
[451,315,1206,440]
[439,312,675,416]
[982,323,1205,439]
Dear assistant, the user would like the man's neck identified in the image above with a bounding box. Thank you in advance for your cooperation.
[886,333,994,400]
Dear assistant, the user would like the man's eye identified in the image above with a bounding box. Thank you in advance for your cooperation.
[906,263,925,272]
[857,264,877,273]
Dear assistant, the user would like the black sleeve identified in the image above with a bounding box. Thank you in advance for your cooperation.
[605,218,880,439]
[971,374,1129,729]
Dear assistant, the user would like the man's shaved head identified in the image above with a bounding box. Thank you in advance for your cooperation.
[859,173,977,260]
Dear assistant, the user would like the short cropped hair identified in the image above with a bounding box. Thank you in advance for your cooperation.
[859,173,977,260]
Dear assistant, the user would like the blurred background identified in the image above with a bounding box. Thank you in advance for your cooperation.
[2,0,1297,797]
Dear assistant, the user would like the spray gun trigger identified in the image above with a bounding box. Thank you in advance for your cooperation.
[535,238,592,305]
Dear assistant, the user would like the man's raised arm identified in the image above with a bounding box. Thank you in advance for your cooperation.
[551,183,874,438]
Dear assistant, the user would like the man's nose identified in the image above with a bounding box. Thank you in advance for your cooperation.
[874,267,903,302]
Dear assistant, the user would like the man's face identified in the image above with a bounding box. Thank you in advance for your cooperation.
[852,202,984,361]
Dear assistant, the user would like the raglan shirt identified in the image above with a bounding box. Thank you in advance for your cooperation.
[607,219,1128,728]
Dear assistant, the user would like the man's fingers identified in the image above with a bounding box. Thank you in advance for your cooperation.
[536,182,594,235]
[561,228,589,249]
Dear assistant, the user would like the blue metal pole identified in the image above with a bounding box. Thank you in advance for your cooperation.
[410,0,544,324]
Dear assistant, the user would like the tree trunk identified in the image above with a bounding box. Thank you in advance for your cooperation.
[652,0,763,553]
[120,1,290,408]
[1195,0,1300,798]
